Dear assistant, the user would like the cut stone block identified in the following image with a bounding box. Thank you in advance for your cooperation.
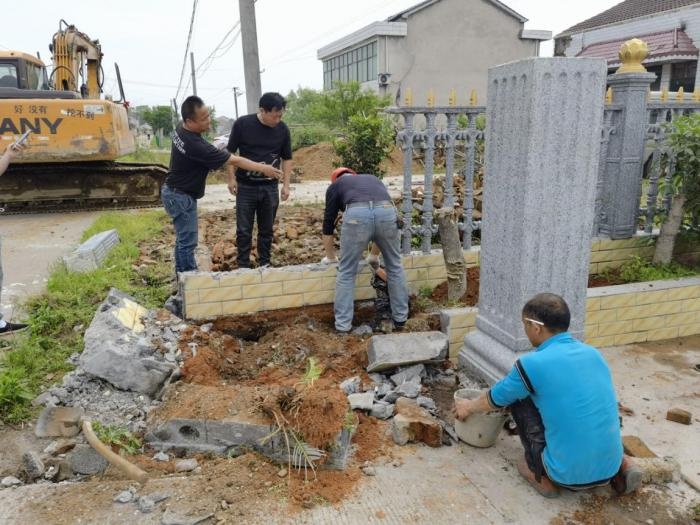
[635,457,681,484]
[666,407,692,425]
[35,406,84,438]
[391,398,442,447]
[370,402,394,420]
[367,332,448,373]
[79,288,176,395]
[22,451,45,480]
[63,229,120,273]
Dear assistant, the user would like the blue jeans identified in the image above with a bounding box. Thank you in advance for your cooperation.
[236,183,279,267]
[162,185,198,274]
[334,203,409,331]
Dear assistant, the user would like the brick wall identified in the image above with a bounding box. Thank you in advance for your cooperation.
[440,277,700,359]
[182,234,697,323]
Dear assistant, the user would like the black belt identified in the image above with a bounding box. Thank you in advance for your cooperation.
[346,200,393,209]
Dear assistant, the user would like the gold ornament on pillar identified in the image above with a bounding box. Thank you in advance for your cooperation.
[616,38,648,74]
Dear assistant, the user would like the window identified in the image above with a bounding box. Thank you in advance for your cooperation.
[322,40,378,90]
[647,65,662,91]
[670,61,696,92]
[0,63,18,88]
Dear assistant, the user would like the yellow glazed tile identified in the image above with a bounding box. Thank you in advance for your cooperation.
[635,289,668,305]
[666,286,697,302]
[221,298,264,315]
[586,309,616,324]
[263,294,304,310]
[587,335,615,348]
[600,293,637,310]
[218,272,261,287]
[585,297,601,312]
[284,278,326,295]
[614,333,644,345]
[183,289,199,305]
[186,302,222,319]
[183,275,220,290]
[242,282,284,299]
[304,291,335,305]
[678,324,700,337]
[199,286,242,303]
[598,321,632,337]
[646,326,680,341]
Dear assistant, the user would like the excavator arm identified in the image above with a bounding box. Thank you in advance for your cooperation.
[50,20,103,98]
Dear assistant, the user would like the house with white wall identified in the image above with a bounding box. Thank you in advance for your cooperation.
[555,0,700,92]
[316,0,550,105]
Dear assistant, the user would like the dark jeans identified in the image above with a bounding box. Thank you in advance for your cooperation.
[236,183,279,267]
[510,397,547,482]
[161,185,198,274]
[510,397,618,490]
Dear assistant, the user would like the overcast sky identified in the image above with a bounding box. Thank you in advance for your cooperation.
[2,0,622,118]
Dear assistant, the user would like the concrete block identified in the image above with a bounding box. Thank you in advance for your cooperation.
[613,333,644,346]
[635,457,681,484]
[35,406,84,438]
[303,291,335,305]
[367,332,448,373]
[284,278,324,294]
[181,274,220,290]
[666,408,692,425]
[598,321,632,337]
[678,324,700,337]
[681,298,700,311]
[667,286,697,301]
[220,298,263,315]
[62,229,120,273]
[585,297,601,312]
[217,271,261,287]
[585,309,615,324]
[647,326,679,341]
[391,398,442,447]
[243,282,284,299]
[587,335,615,348]
[600,293,637,310]
[261,269,303,283]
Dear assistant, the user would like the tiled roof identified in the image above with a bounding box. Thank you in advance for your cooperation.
[576,28,699,65]
[558,0,700,37]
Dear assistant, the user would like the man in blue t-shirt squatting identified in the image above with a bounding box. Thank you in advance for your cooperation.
[453,293,642,498]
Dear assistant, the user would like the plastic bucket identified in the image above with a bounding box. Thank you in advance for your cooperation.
[453,388,507,448]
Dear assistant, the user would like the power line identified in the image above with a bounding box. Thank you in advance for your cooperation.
[174,0,199,103]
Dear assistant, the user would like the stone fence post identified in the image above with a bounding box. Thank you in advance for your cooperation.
[596,39,656,238]
[459,57,607,383]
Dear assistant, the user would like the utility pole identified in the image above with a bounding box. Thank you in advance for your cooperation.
[171,98,179,130]
[238,0,261,114]
[190,52,197,96]
[232,87,242,119]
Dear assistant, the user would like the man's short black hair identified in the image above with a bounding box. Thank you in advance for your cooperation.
[522,293,571,333]
[258,92,286,112]
[181,95,205,122]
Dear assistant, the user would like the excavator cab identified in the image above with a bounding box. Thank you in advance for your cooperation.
[0,21,166,213]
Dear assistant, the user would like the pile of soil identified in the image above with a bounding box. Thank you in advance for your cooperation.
[291,142,418,181]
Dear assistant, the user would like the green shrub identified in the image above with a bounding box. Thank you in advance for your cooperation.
[615,256,696,282]
[0,369,33,422]
[333,114,395,178]
[290,125,333,151]
[93,422,142,455]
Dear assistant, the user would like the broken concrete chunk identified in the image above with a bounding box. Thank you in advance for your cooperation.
[43,438,77,456]
[367,332,448,373]
[63,229,120,273]
[370,403,394,420]
[390,364,425,386]
[152,451,170,462]
[666,407,692,425]
[79,289,176,395]
[175,459,199,472]
[417,396,437,412]
[114,490,134,503]
[395,382,421,399]
[348,392,375,411]
[1,476,22,487]
[635,457,681,484]
[340,376,361,395]
[22,451,45,480]
[70,444,109,475]
[31,391,59,408]
[35,406,84,438]
[391,398,442,447]
[383,390,400,404]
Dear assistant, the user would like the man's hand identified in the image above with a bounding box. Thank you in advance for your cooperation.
[227,178,237,195]
[281,184,290,201]
[452,398,475,421]
[261,165,282,180]
[5,143,24,159]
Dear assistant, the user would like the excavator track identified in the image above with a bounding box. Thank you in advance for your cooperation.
[0,162,168,214]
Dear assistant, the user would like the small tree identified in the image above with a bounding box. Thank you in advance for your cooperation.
[142,105,174,135]
[312,81,391,129]
[332,114,395,178]
[653,114,700,264]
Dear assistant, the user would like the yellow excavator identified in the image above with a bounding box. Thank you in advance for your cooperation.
[0,20,166,212]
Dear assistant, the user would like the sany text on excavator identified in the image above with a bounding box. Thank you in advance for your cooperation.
[0,20,166,213]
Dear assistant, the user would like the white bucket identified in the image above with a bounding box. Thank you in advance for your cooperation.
[453,388,507,448]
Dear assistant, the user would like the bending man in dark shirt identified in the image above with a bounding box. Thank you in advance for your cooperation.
[227,92,293,268]
[162,95,281,275]
[322,167,408,333]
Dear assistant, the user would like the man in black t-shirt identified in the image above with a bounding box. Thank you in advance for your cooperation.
[163,95,281,276]
[226,92,293,268]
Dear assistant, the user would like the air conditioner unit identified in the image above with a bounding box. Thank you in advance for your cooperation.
[378,73,391,86]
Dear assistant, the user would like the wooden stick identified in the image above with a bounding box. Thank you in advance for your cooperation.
[81,420,148,484]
